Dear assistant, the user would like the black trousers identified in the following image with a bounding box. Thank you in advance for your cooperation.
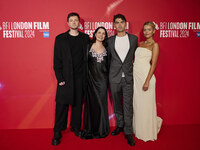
[53,77,83,132]
[110,77,133,135]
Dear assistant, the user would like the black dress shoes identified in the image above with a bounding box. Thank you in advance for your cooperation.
[52,131,62,146]
[125,135,135,146]
[70,127,82,137]
[111,127,123,136]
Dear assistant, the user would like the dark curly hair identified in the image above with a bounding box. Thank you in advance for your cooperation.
[113,14,126,22]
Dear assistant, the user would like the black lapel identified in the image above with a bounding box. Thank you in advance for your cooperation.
[63,30,72,63]
[78,31,88,62]
[111,35,123,63]
[123,34,133,62]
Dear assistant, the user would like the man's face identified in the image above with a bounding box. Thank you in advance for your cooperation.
[67,16,80,30]
[114,18,126,33]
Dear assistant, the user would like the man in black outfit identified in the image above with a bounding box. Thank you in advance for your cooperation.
[52,12,90,146]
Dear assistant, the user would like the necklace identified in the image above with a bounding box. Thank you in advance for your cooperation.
[145,40,154,44]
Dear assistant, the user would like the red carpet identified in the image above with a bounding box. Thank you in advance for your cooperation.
[0,125,199,150]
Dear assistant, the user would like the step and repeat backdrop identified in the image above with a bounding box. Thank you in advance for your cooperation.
[0,0,200,129]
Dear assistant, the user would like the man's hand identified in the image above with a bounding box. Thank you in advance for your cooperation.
[59,81,65,86]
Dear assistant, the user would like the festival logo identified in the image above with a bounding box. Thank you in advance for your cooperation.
[0,21,50,39]
[158,22,200,38]
[197,32,200,37]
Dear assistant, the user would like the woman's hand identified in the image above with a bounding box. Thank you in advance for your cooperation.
[143,81,149,91]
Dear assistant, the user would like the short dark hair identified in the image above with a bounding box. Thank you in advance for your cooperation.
[92,26,108,47]
[67,12,80,22]
[113,14,126,22]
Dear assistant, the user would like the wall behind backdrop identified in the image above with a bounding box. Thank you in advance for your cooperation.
[0,0,200,129]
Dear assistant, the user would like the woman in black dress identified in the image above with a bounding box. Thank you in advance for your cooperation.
[82,27,109,139]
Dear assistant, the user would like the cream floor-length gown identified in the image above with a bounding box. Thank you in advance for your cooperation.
[133,47,162,142]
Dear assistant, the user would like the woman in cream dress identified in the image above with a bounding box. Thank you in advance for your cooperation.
[133,21,162,142]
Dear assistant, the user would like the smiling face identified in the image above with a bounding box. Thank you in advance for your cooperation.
[67,16,80,30]
[114,18,126,33]
[95,28,106,42]
[143,24,155,39]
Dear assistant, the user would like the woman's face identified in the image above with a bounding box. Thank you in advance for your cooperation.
[143,25,155,39]
[95,28,106,42]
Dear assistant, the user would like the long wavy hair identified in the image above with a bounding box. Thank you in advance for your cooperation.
[91,26,108,47]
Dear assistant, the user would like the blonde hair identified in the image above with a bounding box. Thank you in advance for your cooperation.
[143,21,155,30]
